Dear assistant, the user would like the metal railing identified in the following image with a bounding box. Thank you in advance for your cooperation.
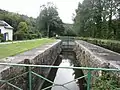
[0,63,120,90]
[60,36,75,50]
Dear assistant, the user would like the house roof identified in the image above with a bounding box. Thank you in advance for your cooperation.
[0,20,13,29]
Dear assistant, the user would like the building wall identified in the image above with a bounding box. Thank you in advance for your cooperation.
[0,26,5,33]
[5,28,13,40]
[0,26,13,41]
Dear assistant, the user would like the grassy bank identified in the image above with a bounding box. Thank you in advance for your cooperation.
[76,37,120,53]
[0,38,56,59]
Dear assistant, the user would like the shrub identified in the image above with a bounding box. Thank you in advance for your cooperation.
[92,72,119,90]
[31,34,38,39]
[0,34,4,42]
[76,37,120,53]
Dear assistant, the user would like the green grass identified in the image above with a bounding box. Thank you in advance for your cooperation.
[0,38,56,59]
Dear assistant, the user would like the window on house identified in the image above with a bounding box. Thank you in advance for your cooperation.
[4,24,8,26]
[0,29,1,34]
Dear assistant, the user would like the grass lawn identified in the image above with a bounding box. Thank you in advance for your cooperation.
[0,38,56,59]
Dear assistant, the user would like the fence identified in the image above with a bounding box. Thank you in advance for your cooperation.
[0,63,120,90]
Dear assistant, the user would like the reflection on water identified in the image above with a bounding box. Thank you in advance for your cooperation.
[42,51,86,90]
[51,51,86,90]
[51,59,79,90]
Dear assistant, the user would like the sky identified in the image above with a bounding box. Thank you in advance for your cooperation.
[0,0,83,24]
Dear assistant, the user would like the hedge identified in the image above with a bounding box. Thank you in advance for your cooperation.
[76,37,120,53]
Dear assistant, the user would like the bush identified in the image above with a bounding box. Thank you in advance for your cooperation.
[27,34,40,39]
[31,34,37,39]
[0,34,4,42]
[76,37,120,53]
[92,72,119,90]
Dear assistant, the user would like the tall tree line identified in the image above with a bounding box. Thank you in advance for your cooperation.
[74,0,120,40]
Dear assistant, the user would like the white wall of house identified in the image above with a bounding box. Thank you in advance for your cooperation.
[5,28,13,41]
[0,26,4,33]
[0,26,13,41]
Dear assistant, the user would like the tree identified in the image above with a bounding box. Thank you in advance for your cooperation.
[73,0,120,40]
[63,23,77,36]
[15,22,28,40]
[0,9,39,40]
[37,2,64,37]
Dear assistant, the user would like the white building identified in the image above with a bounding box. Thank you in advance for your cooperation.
[0,20,13,41]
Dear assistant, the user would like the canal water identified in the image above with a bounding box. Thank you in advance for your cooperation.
[51,59,79,90]
[42,51,86,90]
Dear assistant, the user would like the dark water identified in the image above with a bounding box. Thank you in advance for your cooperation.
[42,51,86,90]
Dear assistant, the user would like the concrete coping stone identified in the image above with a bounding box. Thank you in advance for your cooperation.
[0,40,61,73]
[75,40,120,69]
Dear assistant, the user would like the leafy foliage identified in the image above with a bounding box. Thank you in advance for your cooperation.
[92,71,119,90]
[74,0,120,40]
[14,22,28,40]
[0,9,40,40]
[77,37,120,53]
[0,33,4,42]
[37,2,64,37]
[63,24,77,36]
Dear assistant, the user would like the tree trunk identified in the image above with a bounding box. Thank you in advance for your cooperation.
[47,23,50,38]
[108,1,113,39]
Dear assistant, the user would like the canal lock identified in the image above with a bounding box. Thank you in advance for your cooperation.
[41,50,87,90]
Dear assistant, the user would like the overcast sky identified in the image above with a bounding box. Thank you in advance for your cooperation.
[0,0,83,23]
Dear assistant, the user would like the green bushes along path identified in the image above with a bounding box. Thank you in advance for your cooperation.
[77,37,120,53]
